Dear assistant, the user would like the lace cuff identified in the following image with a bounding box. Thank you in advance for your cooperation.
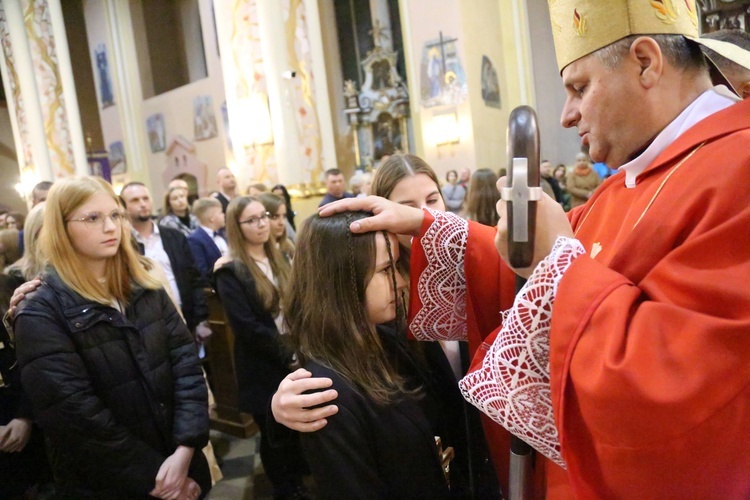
[409,209,469,341]
[459,236,586,468]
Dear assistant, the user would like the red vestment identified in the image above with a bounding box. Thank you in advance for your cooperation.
[409,98,750,498]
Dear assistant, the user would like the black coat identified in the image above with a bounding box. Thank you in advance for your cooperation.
[213,261,293,415]
[153,224,209,331]
[13,268,210,498]
[300,326,451,499]
[0,273,52,497]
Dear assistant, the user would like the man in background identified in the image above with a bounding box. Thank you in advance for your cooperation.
[31,182,52,207]
[211,168,238,213]
[318,168,354,207]
[120,182,210,340]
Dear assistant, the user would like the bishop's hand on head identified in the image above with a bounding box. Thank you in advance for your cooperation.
[318,195,425,236]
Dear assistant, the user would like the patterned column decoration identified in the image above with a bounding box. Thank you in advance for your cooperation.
[0,4,34,170]
[24,0,75,177]
[0,0,75,179]
[231,0,278,183]
[283,0,324,183]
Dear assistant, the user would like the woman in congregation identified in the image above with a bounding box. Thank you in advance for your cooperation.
[212,196,309,499]
[272,184,297,231]
[0,228,21,270]
[273,153,500,498]
[464,168,501,227]
[566,152,602,209]
[259,193,295,261]
[1,204,53,499]
[13,177,211,499]
[4,212,25,232]
[441,169,466,214]
[160,186,200,237]
[286,211,450,498]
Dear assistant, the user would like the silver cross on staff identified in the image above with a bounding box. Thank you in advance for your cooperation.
[500,158,543,243]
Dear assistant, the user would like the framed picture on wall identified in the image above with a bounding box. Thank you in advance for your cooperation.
[193,95,218,141]
[147,113,166,152]
[94,43,115,108]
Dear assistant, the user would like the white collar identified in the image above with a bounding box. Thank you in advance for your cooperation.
[619,86,738,188]
[200,224,217,237]
[133,220,158,242]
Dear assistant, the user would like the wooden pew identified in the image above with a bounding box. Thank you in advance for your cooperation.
[204,289,258,438]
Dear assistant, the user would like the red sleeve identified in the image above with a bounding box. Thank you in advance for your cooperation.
[550,207,750,497]
[408,209,515,355]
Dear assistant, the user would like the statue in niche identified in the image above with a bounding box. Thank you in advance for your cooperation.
[343,19,411,169]
[374,113,400,160]
[371,60,393,90]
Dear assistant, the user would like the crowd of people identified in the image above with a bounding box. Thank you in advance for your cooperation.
[1,5,750,498]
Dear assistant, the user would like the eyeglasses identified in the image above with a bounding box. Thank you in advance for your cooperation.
[239,212,270,227]
[67,210,129,228]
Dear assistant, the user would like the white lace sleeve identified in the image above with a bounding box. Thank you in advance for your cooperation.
[409,209,469,341]
[458,236,586,468]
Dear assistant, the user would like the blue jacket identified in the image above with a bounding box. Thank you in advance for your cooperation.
[187,228,223,279]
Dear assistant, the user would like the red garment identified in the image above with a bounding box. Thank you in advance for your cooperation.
[409,211,572,498]
[409,99,750,497]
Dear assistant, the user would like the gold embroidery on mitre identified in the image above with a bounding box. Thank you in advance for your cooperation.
[651,0,679,25]
[573,8,587,36]
[591,242,602,259]
[683,0,699,28]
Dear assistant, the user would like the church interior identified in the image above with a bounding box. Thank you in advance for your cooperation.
[1,0,748,498]
[1,1,744,212]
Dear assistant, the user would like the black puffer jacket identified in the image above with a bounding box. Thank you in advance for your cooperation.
[13,268,210,498]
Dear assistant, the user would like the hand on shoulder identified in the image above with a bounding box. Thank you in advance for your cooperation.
[213,256,232,272]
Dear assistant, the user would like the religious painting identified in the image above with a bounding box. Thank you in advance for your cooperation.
[108,141,126,175]
[193,95,218,141]
[481,55,501,109]
[94,43,114,108]
[146,113,166,153]
[87,152,111,182]
[373,112,401,160]
[420,33,467,108]
[371,60,393,91]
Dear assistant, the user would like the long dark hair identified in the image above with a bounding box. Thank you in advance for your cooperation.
[271,184,296,230]
[465,168,500,226]
[225,196,290,315]
[285,212,416,405]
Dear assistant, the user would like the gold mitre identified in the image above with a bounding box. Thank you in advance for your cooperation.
[549,0,701,72]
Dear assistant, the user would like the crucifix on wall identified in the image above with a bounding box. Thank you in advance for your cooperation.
[420,31,467,107]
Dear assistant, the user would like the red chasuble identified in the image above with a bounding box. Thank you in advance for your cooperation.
[409,98,750,498]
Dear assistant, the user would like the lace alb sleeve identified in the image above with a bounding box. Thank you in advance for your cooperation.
[459,236,586,468]
[409,209,469,341]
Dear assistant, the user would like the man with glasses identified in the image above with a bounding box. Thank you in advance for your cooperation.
[187,198,227,279]
[120,182,210,340]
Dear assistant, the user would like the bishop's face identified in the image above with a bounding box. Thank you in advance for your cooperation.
[560,53,647,169]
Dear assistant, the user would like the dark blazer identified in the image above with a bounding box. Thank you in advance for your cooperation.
[14,268,210,498]
[300,326,450,499]
[213,261,293,414]
[155,225,209,331]
[187,228,223,280]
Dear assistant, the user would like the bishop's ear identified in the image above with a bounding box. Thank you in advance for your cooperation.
[629,36,663,89]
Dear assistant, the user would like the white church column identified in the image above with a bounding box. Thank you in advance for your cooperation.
[0,0,89,199]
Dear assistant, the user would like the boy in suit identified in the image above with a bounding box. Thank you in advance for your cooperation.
[188,198,228,279]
